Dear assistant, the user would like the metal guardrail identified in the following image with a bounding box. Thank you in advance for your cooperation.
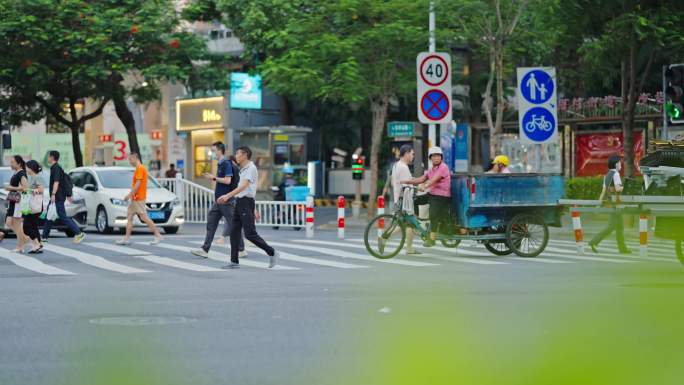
[158,177,306,227]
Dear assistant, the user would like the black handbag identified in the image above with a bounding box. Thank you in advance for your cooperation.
[7,191,20,203]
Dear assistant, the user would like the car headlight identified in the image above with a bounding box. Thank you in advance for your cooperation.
[171,197,181,207]
[110,198,128,206]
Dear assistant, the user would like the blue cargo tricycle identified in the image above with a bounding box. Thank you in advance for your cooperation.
[364,173,565,259]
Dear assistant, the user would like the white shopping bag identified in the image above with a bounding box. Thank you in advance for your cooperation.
[47,202,58,221]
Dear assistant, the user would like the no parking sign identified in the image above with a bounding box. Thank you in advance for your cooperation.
[517,67,558,144]
[417,52,452,124]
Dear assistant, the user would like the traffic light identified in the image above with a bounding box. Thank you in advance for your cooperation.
[665,64,684,124]
[352,155,364,180]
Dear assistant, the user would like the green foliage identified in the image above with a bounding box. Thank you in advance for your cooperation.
[565,176,644,199]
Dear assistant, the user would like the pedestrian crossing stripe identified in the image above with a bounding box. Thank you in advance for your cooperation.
[143,242,298,271]
[45,244,150,274]
[0,248,76,276]
[266,241,439,267]
[87,243,224,272]
[203,242,368,269]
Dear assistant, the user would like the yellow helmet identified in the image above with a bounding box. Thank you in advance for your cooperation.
[493,155,510,167]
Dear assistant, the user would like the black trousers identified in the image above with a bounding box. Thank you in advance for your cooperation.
[590,209,630,253]
[414,194,452,235]
[230,197,275,263]
[201,201,235,252]
[23,213,41,241]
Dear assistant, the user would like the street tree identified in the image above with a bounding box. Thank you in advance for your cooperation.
[216,0,426,216]
[0,0,227,165]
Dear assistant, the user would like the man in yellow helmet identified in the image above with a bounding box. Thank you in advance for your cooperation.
[487,155,512,174]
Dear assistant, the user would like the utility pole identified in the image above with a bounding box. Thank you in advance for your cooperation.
[428,0,436,148]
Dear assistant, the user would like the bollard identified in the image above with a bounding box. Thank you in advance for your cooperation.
[306,195,314,238]
[639,213,648,257]
[337,196,345,239]
[571,209,585,255]
[377,196,385,238]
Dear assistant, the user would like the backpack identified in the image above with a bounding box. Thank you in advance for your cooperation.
[62,172,73,197]
[228,162,240,193]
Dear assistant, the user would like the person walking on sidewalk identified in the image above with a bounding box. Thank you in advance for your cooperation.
[589,155,631,254]
[42,151,85,244]
[215,155,248,258]
[191,141,241,258]
[116,153,163,245]
[391,144,420,255]
[217,146,279,269]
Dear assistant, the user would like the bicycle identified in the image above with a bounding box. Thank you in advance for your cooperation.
[364,186,460,259]
[524,114,553,133]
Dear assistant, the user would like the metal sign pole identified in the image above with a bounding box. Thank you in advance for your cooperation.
[428,0,436,148]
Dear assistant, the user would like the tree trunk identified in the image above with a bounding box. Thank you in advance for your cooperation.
[70,123,83,167]
[621,41,637,177]
[483,44,497,159]
[367,95,389,219]
[492,46,505,157]
[113,92,141,156]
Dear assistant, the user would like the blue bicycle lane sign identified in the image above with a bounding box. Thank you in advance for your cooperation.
[517,67,558,144]
[522,107,556,142]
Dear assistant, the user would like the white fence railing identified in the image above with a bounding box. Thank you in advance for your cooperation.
[158,178,306,227]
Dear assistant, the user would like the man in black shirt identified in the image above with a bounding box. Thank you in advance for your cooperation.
[41,150,85,243]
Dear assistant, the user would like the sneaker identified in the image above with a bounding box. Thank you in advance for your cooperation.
[423,240,435,248]
[269,250,279,268]
[238,250,248,258]
[619,249,633,255]
[73,233,85,244]
[405,249,422,256]
[221,262,240,269]
[40,238,48,243]
[116,238,131,245]
[589,242,598,253]
[191,248,209,258]
[150,236,163,245]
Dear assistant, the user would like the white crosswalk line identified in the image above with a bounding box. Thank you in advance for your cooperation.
[205,242,366,269]
[544,253,634,263]
[87,242,223,272]
[544,242,676,263]
[45,244,150,273]
[294,239,507,265]
[0,248,76,275]
[146,242,298,270]
[88,242,151,255]
[267,241,439,267]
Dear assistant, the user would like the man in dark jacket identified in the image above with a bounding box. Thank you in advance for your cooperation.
[41,150,85,243]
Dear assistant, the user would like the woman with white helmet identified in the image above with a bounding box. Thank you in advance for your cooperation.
[401,146,452,246]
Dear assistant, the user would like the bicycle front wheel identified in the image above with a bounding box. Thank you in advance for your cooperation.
[364,214,406,259]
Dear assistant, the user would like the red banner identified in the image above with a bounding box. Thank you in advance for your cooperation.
[575,132,643,177]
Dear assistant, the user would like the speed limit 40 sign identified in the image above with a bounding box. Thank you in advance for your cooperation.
[417,52,452,124]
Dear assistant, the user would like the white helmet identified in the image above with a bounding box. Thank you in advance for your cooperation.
[428,146,443,158]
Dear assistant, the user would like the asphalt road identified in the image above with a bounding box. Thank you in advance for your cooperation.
[2,219,684,385]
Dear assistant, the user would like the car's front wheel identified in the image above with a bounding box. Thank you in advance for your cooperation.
[96,206,113,234]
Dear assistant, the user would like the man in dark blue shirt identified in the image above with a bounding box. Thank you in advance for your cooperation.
[191,141,239,258]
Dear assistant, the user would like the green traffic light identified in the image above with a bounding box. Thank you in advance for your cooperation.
[666,102,681,119]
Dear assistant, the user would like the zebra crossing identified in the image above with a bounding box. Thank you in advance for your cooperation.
[0,235,680,277]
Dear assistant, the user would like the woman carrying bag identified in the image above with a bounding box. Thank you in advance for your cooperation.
[5,155,29,253]
[23,160,45,254]
[589,155,632,254]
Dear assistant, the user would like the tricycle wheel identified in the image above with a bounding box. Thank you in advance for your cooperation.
[440,239,461,248]
[364,214,405,259]
[676,241,684,266]
[506,213,549,258]
[484,241,513,256]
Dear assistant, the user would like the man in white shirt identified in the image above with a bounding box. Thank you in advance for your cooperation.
[218,146,279,268]
[391,144,420,255]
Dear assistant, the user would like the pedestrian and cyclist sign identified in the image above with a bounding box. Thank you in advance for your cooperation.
[417,52,452,124]
[517,67,558,144]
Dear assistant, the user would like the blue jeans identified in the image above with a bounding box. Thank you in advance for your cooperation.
[42,200,82,239]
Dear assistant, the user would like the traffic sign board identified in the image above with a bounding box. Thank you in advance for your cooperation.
[388,122,415,137]
[420,90,450,121]
[417,52,452,124]
[517,67,558,144]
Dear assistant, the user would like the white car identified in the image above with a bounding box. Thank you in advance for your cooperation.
[69,166,184,234]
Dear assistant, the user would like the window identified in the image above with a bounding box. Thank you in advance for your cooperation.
[95,170,161,189]
[194,145,213,177]
[83,173,97,188]
[274,143,289,165]
[69,172,86,188]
